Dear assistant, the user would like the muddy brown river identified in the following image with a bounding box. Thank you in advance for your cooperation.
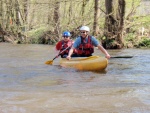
[0,43,150,113]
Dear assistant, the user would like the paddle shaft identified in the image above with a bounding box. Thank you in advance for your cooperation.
[52,45,72,61]
[111,56,133,58]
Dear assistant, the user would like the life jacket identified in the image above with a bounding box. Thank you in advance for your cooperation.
[60,40,72,57]
[76,36,94,56]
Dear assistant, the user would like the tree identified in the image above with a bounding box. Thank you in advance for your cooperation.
[23,0,29,30]
[53,1,60,39]
[103,0,125,49]
[93,0,100,36]
[0,0,3,29]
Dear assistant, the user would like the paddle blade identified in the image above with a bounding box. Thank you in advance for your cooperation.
[45,60,53,65]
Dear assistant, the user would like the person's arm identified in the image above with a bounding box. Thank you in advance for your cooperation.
[97,44,110,59]
[91,36,110,59]
[66,37,80,60]
[66,47,74,60]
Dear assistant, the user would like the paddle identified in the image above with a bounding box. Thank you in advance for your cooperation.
[45,45,72,65]
[111,56,133,58]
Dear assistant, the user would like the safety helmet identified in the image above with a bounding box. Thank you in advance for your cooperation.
[79,26,90,32]
[63,31,71,37]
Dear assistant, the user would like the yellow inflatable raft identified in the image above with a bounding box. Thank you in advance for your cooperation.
[60,56,108,71]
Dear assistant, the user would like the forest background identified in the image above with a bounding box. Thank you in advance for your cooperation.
[0,0,150,49]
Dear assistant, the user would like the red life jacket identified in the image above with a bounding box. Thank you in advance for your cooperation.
[76,36,94,56]
[60,40,72,56]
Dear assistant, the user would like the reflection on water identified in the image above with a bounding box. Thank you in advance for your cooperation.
[0,43,150,113]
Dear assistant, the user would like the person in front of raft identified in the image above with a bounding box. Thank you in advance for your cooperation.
[55,31,77,58]
[66,26,111,60]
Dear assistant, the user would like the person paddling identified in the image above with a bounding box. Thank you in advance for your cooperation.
[55,31,76,58]
[66,26,110,60]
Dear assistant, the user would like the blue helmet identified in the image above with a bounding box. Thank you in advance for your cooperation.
[63,31,71,37]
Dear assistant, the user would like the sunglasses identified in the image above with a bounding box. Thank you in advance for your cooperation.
[63,36,69,38]
[80,31,86,34]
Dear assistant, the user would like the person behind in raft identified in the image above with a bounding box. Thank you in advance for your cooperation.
[55,31,76,58]
[66,26,111,60]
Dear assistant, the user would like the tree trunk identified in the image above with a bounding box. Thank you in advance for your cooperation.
[68,1,73,25]
[5,0,11,30]
[116,0,125,47]
[0,0,3,41]
[0,0,3,28]
[22,0,29,42]
[81,0,89,23]
[53,1,60,39]
[82,0,85,16]
[93,0,100,36]
[29,6,35,30]
[23,0,29,29]
[15,0,21,26]
[103,0,125,49]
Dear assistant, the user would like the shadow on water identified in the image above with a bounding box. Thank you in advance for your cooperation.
[53,65,108,74]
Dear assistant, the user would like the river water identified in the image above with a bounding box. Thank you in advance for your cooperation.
[0,43,150,113]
